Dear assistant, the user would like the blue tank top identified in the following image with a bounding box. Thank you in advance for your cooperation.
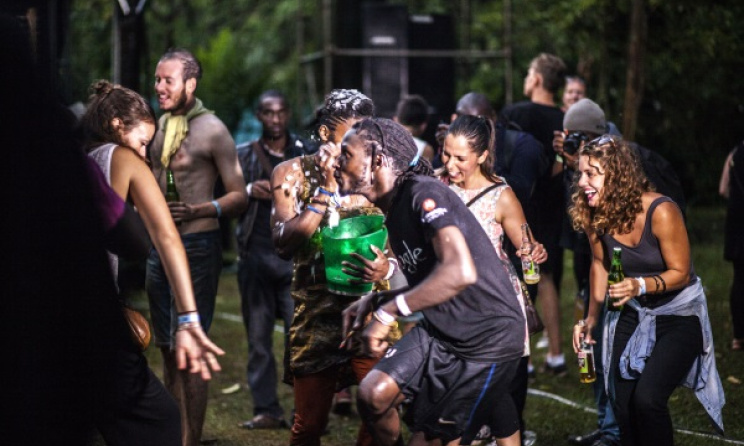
[601,196,695,308]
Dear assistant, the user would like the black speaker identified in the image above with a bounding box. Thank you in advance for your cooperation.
[408,13,455,128]
[361,3,408,118]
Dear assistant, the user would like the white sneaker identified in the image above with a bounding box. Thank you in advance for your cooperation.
[535,334,549,349]
[524,430,537,446]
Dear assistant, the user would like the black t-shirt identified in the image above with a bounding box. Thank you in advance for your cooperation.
[250,152,285,242]
[386,176,525,362]
[502,101,566,243]
[501,101,564,160]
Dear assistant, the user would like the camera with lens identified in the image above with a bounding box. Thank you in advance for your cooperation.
[563,132,589,155]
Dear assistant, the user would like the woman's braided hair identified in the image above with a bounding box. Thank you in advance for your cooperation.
[353,118,434,187]
[316,89,375,141]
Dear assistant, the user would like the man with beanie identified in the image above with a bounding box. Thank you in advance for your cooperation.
[554,98,621,446]
[148,47,248,446]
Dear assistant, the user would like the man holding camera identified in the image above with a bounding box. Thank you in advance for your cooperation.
[553,98,620,446]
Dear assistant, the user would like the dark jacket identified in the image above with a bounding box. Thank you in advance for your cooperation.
[235,134,316,251]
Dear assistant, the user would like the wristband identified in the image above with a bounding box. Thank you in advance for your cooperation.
[317,186,336,196]
[383,258,397,280]
[306,205,324,215]
[211,200,222,218]
[395,294,412,317]
[373,308,397,326]
[178,312,200,326]
[636,277,646,296]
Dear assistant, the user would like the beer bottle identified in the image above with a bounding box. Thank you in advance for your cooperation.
[578,336,597,383]
[607,247,625,312]
[165,169,180,203]
[520,223,540,284]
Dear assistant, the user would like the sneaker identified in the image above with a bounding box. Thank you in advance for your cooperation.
[238,414,288,429]
[523,430,537,446]
[535,334,549,349]
[541,362,567,377]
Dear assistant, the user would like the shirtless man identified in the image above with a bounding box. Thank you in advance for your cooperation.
[147,47,248,446]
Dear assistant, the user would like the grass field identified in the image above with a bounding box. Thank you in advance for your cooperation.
[127,205,743,446]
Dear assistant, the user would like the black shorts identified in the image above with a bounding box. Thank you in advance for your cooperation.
[374,326,520,445]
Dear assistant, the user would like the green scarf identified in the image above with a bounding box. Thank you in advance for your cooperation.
[159,98,213,167]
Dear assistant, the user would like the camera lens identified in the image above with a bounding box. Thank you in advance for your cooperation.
[563,132,587,155]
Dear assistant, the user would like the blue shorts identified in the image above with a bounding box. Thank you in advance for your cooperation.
[145,230,222,348]
[374,326,520,445]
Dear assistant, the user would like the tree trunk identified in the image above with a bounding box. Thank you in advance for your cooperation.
[622,0,648,140]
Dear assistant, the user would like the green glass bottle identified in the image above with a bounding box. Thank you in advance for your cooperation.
[165,169,179,203]
[607,247,625,312]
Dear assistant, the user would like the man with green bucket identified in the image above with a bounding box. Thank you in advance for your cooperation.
[270,90,399,446]
[335,118,529,446]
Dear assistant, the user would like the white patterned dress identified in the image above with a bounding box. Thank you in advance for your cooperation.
[450,180,530,355]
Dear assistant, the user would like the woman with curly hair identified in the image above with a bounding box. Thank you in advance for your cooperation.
[569,135,724,446]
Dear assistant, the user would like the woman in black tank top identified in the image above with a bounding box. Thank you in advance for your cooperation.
[565,135,723,445]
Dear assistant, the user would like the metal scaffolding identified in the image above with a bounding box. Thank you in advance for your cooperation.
[296,0,513,118]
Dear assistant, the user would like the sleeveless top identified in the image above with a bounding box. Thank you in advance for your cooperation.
[450,181,530,355]
[88,143,121,285]
[284,155,396,382]
[601,196,695,308]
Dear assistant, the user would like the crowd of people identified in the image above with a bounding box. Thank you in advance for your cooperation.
[5,12,734,445]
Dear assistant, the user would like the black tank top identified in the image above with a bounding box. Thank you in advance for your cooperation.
[601,196,694,308]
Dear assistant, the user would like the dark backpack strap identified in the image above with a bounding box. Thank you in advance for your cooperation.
[252,140,276,178]
[466,184,501,207]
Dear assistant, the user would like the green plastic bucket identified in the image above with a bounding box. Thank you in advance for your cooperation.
[322,214,388,296]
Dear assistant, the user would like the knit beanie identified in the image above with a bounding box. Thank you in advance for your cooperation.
[563,98,607,134]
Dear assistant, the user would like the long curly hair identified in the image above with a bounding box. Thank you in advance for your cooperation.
[80,80,156,155]
[568,135,653,236]
[353,118,434,187]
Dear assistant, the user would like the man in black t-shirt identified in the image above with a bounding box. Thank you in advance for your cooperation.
[333,118,543,446]
[502,52,568,375]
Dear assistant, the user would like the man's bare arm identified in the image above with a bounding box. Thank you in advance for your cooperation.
[379,225,477,316]
[208,123,248,218]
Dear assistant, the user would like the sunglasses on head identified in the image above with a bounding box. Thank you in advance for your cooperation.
[586,134,619,149]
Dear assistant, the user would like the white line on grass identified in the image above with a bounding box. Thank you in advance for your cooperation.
[214,311,284,332]
[527,389,742,444]
[212,312,741,444]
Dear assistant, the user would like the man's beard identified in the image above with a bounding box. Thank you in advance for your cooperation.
[165,88,189,113]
